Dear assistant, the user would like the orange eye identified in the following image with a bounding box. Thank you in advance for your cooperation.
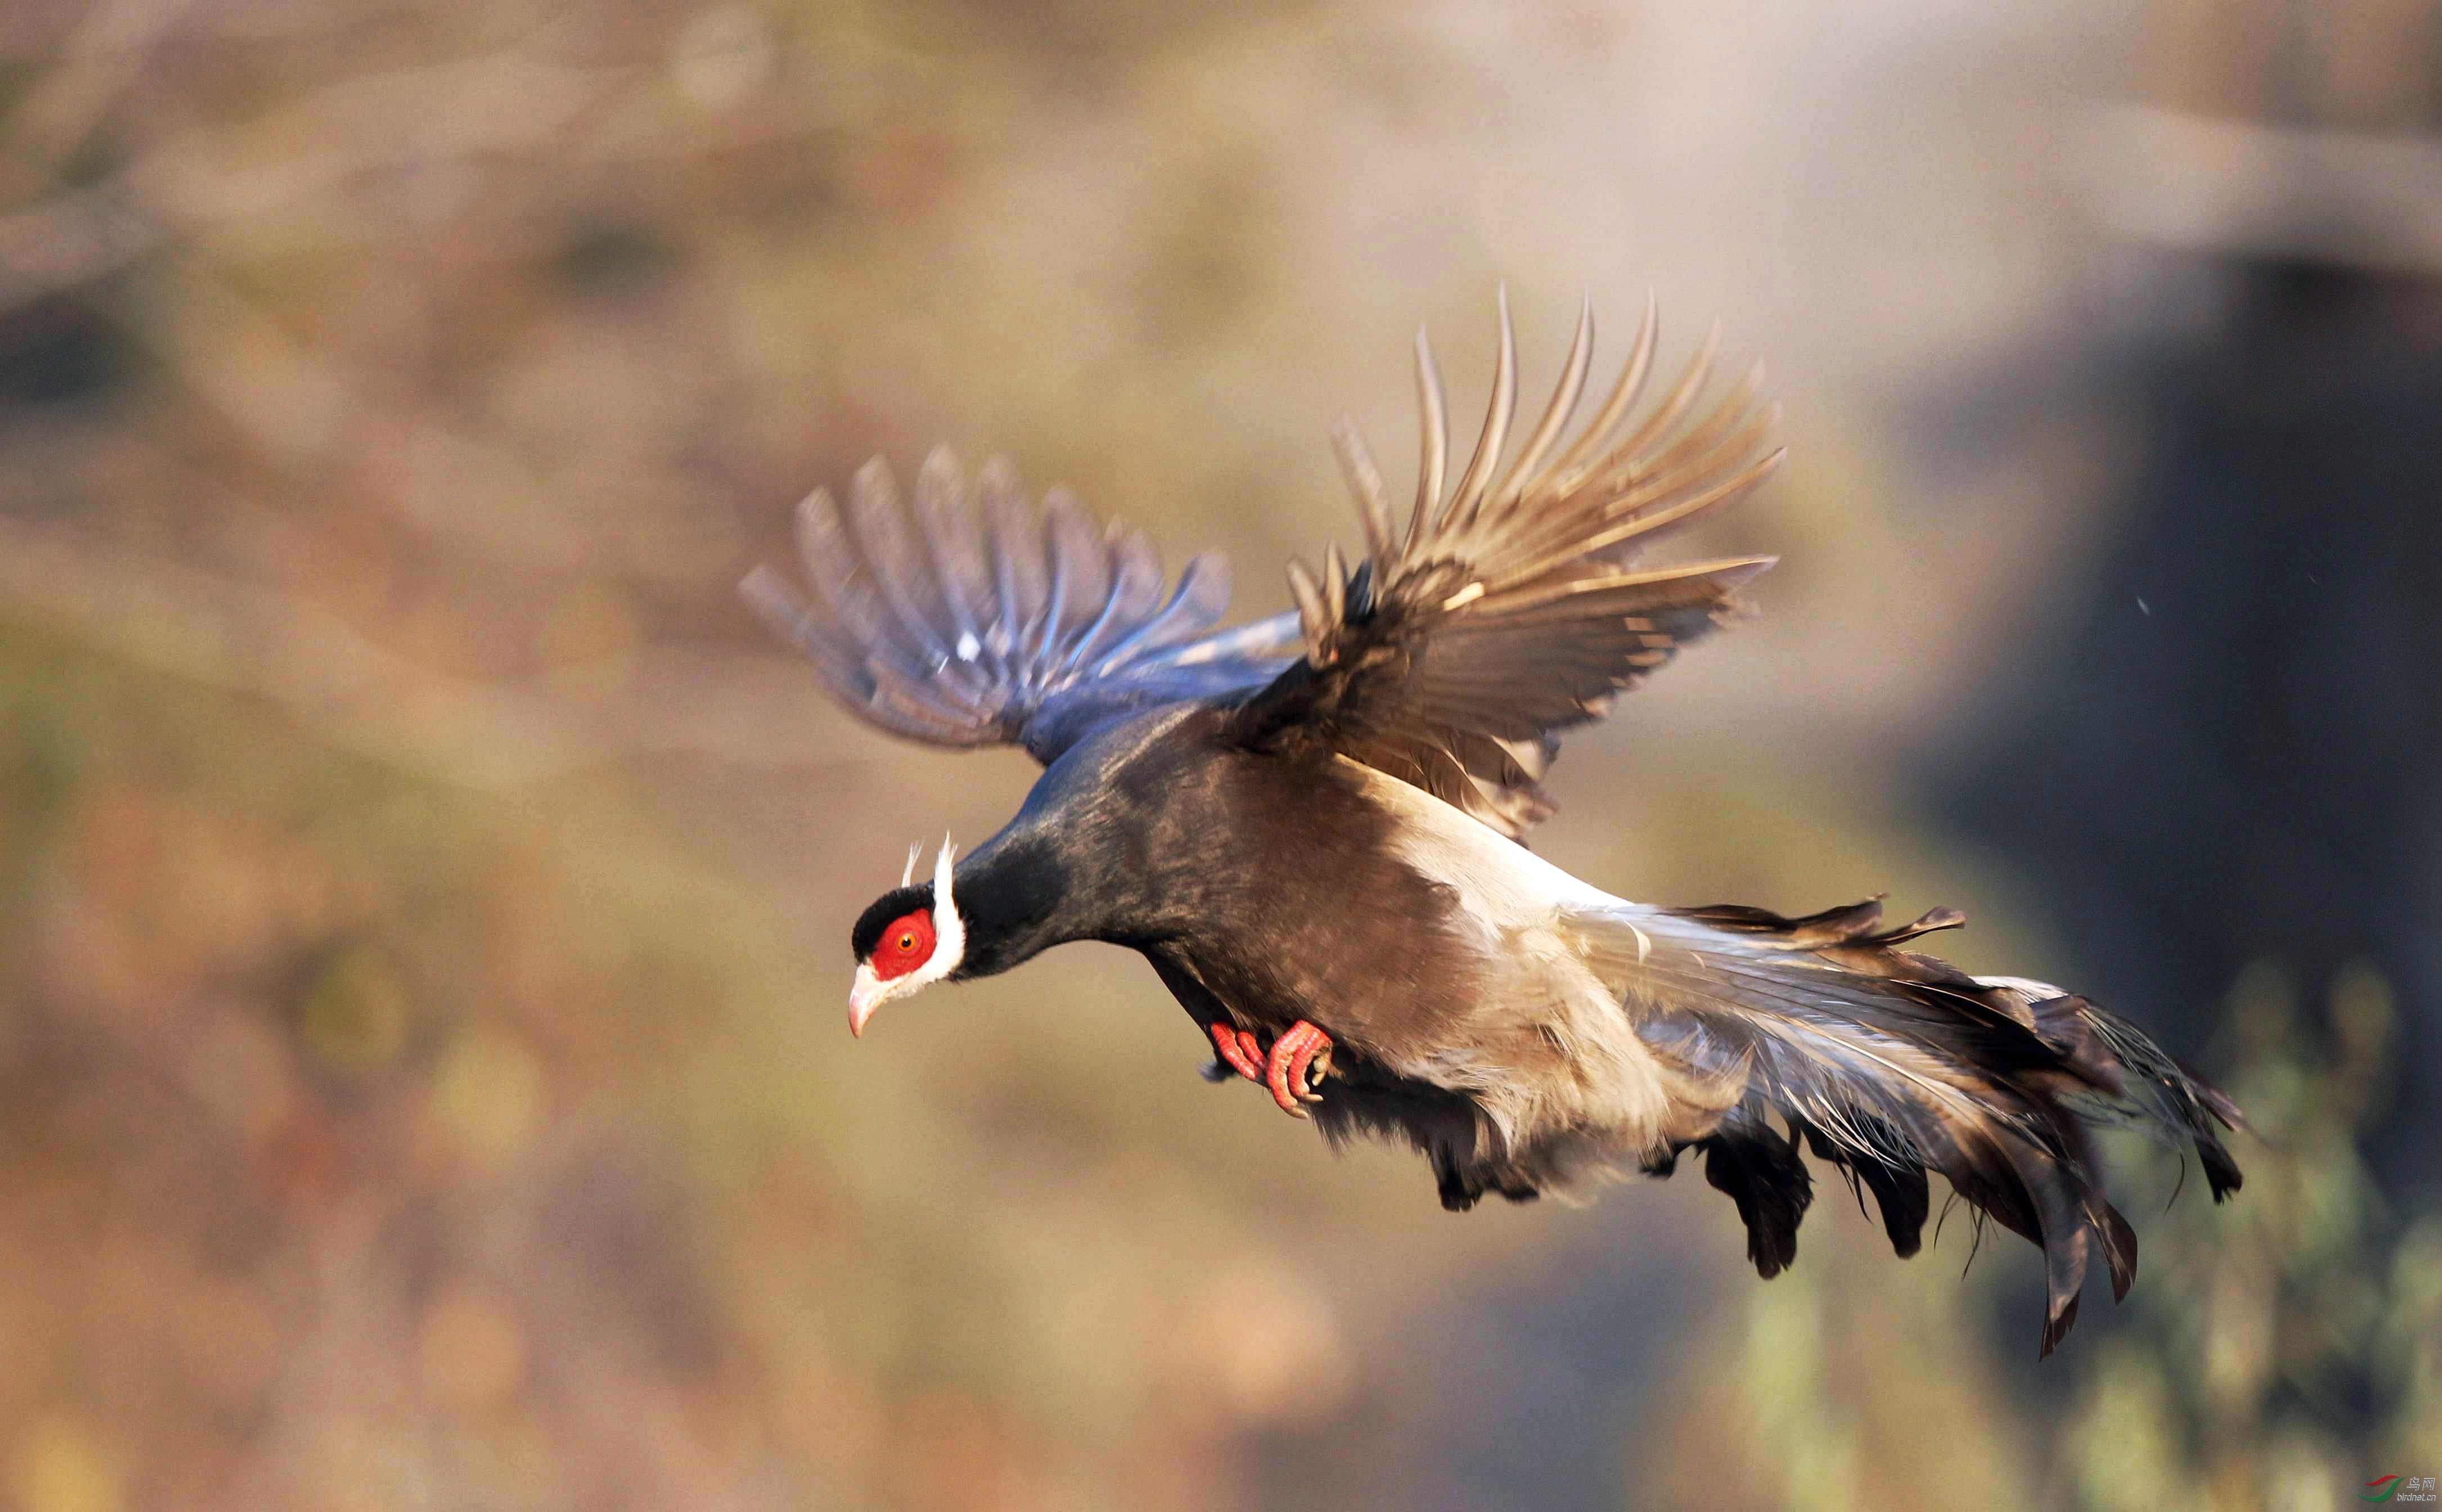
[897,932,916,951]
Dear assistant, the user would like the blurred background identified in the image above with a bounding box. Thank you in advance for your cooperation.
[2,1,2437,1508]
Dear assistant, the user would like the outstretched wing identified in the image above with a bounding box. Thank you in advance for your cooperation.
[745,447,1297,764]
[1225,291,1784,838]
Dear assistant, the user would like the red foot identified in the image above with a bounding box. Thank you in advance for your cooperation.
[1264,1021,1334,1118]
[1207,1022,1266,1083]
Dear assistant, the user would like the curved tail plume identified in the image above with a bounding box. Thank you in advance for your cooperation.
[1583,897,2243,1356]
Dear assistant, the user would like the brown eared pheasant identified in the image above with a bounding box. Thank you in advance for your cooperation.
[744,291,2244,1354]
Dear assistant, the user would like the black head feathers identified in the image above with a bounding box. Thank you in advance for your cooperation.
[852,884,933,962]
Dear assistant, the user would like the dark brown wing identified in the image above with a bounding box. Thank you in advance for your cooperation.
[1225,292,1785,837]
[745,447,1298,763]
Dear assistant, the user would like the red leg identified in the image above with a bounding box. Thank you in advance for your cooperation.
[1263,1021,1335,1117]
[1207,1022,1265,1083]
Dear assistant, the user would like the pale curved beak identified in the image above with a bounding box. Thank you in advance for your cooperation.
[848,965,884,1038]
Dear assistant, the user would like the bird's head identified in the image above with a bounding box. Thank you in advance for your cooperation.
[847,838,966,1037]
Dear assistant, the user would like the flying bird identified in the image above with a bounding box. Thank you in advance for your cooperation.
[744,292,2243,1354]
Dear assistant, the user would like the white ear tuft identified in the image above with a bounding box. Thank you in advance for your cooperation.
[902,842,921,887]
[929,834,965,971]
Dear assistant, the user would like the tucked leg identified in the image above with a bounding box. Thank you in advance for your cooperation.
[1264,1020,1334,1117]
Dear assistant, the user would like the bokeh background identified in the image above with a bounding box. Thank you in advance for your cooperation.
[2,1,2437,1509]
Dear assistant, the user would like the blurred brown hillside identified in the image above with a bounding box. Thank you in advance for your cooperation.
[2,2,2436,1510]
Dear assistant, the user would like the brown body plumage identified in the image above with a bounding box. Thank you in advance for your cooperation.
[750,292,2244,1355]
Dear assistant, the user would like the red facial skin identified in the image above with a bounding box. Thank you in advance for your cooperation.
[869,909,935,980]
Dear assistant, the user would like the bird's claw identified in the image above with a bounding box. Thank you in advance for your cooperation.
[1207,1020,1335,1118]
[1265,1021,1334,1118]
[1207,1022,1266,1083]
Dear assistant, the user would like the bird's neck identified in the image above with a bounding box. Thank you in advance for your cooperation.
[944,828,1084,979]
